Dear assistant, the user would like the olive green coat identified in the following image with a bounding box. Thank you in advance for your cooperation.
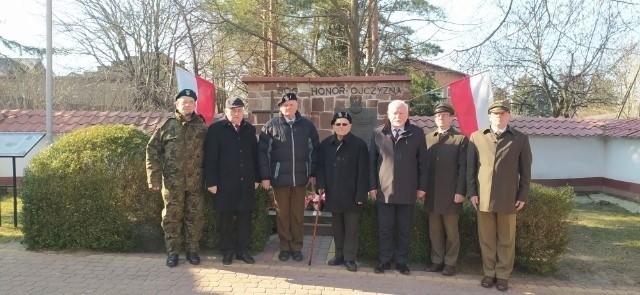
[425,128,468,214]
[467,125,532,213]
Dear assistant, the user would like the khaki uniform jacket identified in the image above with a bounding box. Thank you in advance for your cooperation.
[146,111,207,192]
[467,125,532,213]
[425,128,468,214]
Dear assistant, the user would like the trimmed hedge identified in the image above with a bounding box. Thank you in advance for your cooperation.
[22,125,160,251]
[21,125,272,253]
[357,183,574,274]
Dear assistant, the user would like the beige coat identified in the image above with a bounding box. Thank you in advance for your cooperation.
[467,125,532,213]
[425,128,468,214]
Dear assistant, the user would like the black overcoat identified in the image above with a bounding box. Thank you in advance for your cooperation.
[368,120,429,204]
[204,119,260,212]
[316,133,369,213]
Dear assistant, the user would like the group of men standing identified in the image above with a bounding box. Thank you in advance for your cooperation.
[146,88,531,292]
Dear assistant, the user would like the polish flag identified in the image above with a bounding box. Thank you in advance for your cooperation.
[448,72,494,137]
[175,67,216,125]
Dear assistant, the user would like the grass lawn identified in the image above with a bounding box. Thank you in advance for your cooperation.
[555,201,640,285]
[0,195,22,243]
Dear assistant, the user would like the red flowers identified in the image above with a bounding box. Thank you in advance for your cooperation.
[305,192,325,215]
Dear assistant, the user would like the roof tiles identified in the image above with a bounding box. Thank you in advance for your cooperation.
[0,109,639,138]
[0,109,172,134]
[411,116,640,139]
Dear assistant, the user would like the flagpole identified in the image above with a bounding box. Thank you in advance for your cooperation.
[45,0,53,143]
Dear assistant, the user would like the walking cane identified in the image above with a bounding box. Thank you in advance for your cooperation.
[307,189,320,266]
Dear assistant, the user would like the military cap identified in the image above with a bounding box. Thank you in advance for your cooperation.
[487,100,511,113]
[278,93,297,106]
[225,97,246,109]
[331,111,352,125]
[434,101,455,115]
[176,89,197,101]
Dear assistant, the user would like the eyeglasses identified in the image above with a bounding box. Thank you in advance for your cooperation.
[334,123,349,126]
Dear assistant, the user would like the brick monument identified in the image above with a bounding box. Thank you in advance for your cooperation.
[242,76,412,141]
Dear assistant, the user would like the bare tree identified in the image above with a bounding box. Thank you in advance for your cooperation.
[56,0,205,111]
[454,0,640,117]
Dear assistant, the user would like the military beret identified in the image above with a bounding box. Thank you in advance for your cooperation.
[278,93,297,106]
[176,89,197,101]
[225,97,246,109]
[331,111,352,125]
[434,101,455,115]
[488,100,511,113]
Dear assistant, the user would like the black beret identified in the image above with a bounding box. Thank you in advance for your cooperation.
[176,89,197,101]
[225,97,245,109]
[434,101,455,115]
[487,100,511,113]
[331,111,352,125]
[278,93,297,106]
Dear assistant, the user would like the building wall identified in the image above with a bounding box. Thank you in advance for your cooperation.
[604,138,640,184]
[530,136,606,179]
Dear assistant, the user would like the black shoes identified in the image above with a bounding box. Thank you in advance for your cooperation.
[166,254,179,267]
[278,250,290,261]
[327,256,344,266]
[291,251,303,262]
[236,253,255,264]
[222,254,233,266]
[186,252,200,265]
[373,262,391,273]
[344,260,357,272]
[396,263,411,275]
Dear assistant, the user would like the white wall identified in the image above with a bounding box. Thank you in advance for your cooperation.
[604,138,640,183]
[529,136,606,179]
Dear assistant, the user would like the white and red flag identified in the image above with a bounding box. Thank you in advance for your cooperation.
[448,71,494,137]
[175,67,216,125]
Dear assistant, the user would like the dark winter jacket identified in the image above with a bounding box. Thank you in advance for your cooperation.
[258,111,320,188]
[316,133,369,213]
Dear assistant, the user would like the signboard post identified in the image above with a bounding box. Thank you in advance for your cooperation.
[0,132,45,227]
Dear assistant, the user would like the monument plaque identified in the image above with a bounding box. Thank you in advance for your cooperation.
[336,97,378,147]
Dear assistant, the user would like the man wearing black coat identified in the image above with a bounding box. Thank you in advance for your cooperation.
[204,97,260,266]
[317,112,369,272]
[369,100,429,275]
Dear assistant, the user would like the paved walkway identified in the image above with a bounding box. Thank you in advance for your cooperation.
[1,233,639,295]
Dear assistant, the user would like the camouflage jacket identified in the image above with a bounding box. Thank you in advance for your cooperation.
[146,110,207,192]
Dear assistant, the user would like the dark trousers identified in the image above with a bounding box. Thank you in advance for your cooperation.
[377,203,414,264]
[331,210,360,261]
[273,186,307,251]
[219,210,253,256]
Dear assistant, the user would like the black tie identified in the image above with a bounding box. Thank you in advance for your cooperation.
[393,129,401,142]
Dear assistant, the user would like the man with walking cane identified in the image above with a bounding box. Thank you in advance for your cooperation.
[316,112,369,272]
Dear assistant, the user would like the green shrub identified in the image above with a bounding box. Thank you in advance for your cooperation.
[515,184,574,273]
[22,125,162,251]
[357,183,574,274]
[22,124,273,253]
[201,186,272,254]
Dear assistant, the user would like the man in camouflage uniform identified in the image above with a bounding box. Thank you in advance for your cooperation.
[146,89,207,267]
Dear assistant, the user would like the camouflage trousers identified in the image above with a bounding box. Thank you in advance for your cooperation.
[161,189,205,255]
